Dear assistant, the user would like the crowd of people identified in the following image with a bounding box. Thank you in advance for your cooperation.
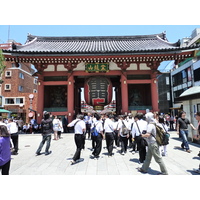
[67,111,200,175]
[0,110,200,175]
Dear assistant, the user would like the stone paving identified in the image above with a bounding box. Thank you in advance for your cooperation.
[9,132,200,175]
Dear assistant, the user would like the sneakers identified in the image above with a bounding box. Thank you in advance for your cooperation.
[70,160,76,165]
[186,150,192,153]
[137,167,147,174]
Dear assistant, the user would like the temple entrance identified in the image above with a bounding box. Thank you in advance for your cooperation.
[128,84,152,111]
[44,85,67,112]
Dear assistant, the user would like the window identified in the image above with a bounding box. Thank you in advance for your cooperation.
[5,71,12,77]
[197,104,200,112]
[5,84,11,90]
[18,86,24,92]
[167,92,170,100]
[5,98,15,104]
[33,78,38,85]
[19,73,24,79]
[194,68,200,82]
[5,97,24,105]
[16,98,24,104]
[182,69,187,83]
[166,77,169,85]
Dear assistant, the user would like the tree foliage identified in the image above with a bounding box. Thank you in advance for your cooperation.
[0,49,6,83]
[0,49,5,69]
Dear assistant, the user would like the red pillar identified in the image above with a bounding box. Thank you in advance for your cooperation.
[120,73,128,114]
[67,74,74,122]
[37,74,44,123]
[151,73,159,112]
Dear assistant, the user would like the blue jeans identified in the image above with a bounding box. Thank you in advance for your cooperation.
[180,130,190,150]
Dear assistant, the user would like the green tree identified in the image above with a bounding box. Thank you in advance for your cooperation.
[0,49,6,83]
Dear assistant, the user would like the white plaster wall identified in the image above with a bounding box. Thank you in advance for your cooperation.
[57,64,67,71]
[127,63,137,70]
[139,63,150,70]
[44,65,55,71]
[73,62,85,71]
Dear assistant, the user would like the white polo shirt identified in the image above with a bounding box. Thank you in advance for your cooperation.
[131,119,147,138]
[68,119,86,134]
[104,118,115,132]
[7,122,18,134]
[91,120,103,133]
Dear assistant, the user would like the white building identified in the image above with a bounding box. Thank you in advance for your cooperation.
[171,28,200,139]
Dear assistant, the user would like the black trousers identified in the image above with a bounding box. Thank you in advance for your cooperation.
[114,131,120,147]
[63,124,69,133]
[58,131,61,138]
[0,160,11,175]
[105,132,115,156]
[73,134,84,161]
[135,136,146,163]
[132,136,139,151]
[169,121,174,130]
[11,133,19,153]
[92,134,103,157]
[120,135,128,153]
[86,124,91,139]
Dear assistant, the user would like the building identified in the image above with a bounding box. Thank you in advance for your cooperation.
[157,72,172,114]
[2,33,198,123]
[170,28,200,139]
[0,41,38,122]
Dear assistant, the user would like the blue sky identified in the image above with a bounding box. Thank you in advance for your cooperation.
[1,25,199,71]
[0,25,199,44]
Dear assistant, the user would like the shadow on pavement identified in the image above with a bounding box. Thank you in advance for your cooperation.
[186,170,200,175]
[192,156,200,160]
[173,146,185,151]
[129,158,139,163]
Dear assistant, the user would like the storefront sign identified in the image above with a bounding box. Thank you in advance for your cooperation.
[85,63,109,73]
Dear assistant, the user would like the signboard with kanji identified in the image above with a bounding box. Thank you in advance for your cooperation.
[85,63,109,73]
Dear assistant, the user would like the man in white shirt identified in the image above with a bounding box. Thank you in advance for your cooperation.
[131,113,148,163]
[104,114,115,157]
[7,118,19,155]
[68,114,86,164]
[91,113,104,159]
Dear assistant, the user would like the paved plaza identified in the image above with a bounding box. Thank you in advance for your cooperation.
[9,132,200,175]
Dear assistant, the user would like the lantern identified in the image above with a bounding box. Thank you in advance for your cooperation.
[84,76,112,110]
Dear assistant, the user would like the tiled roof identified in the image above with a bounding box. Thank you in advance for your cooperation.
[3,33,185,55]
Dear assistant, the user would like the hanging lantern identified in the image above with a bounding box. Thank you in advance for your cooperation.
[84,76,112,110]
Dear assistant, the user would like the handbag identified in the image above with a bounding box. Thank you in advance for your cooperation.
[136,121,148,147]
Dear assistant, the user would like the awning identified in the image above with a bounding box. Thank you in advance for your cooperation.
[180,86,200,97]
[0,109,11,113]
[175,86,200,102]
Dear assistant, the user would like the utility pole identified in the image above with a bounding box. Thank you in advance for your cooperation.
[8,25,10,42]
